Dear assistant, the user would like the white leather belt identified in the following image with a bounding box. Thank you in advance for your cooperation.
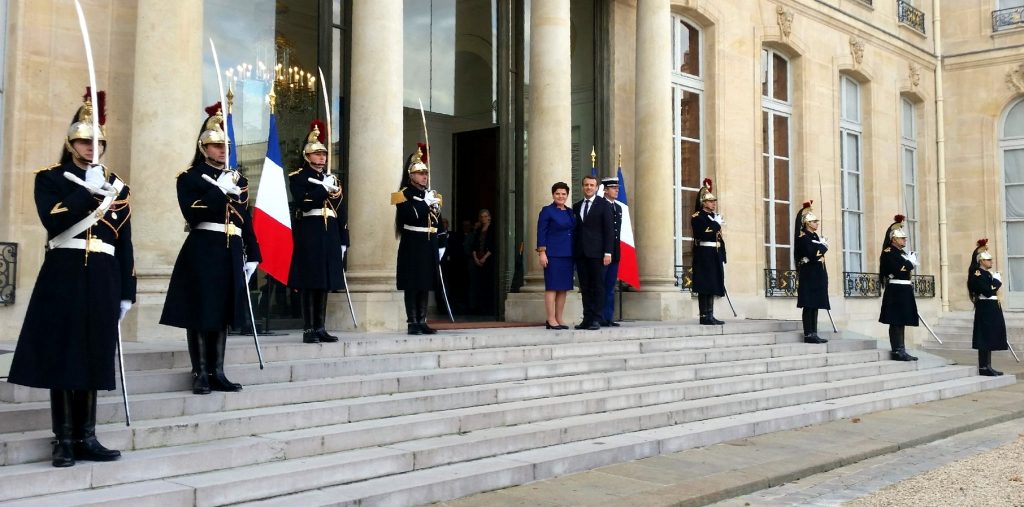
[888,279,912,285]
[303,209,337,218]
[980,295,999,300]
[698,241,719,247]
[194,222,242,237]
[403,225,437,233]
[53,238,115,256]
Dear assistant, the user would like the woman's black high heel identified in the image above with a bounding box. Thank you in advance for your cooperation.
[545,322,560,330]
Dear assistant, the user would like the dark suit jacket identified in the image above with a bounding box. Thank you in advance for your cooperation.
[572,196,614,259]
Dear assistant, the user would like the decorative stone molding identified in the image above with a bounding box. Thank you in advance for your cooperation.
[776,6,794,40]
[1008,63,1024,94]
[849,36,865,66]
[908,62,921,88]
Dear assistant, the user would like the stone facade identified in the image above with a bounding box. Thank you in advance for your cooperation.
[0,0,1021,345]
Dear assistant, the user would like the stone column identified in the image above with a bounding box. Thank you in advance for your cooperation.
[124,0,203,341]
[624,0,690,320]
[335,0,405,330]
[504,0,577,322]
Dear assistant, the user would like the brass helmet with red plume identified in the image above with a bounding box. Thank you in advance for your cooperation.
[303,119,328,160]
[67,87,107,144]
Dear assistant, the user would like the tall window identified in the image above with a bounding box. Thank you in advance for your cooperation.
[900,97,919,253]
[671,15,704,268]
[840,75,864,272]
[1001,99,1024,292]
[761,48,792,271]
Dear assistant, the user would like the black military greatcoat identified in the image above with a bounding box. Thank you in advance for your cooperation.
[395,186,442,290]
[8,163,136,390]
[690,209,726,296]
[160,161,261,331]
[795,230,830,310]
[288,164,348,290]
[609,200,622,263]
[970,269,1008,351]
[878,246,919,326]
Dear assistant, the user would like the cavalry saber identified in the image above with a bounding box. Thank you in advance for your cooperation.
[437,248,455,322]
[417,98,452,322]
[340,259,358,327]
[723,288,738,318]
[916,313,943,344]
[245,276,265,369]
[825,308,838,334]
[76,0,130,426]
[1009,342,1021,363]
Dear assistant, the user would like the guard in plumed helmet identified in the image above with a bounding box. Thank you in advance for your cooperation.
[794,201,829,344]
[691,178,727,325]
[393,144,446,335]
[967,239,1008,376]
[288,120,347,344]
[8,88,136,467]
[878,215,919,361]
[161,103,262,394]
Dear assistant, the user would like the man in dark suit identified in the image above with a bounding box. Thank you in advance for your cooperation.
[600,177,623,327]
[572,175,614,330]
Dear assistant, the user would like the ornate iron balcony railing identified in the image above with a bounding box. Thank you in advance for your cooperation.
[764,269,798,298]
[674,265,693,292]
[912,274,936,298]
[843,271,882,298]
[0,243,16,306]
[993,6,1024,32]
[897,1,926,34]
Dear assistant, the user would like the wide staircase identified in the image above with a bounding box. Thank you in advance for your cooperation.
[0,320,1013,506]
[922,310,1024,351]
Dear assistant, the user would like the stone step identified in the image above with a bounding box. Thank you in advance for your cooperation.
[0,333,839,434]
[0,326,804,403]
[230,375,1015,507]
[0,362,959,504]
[0,346,882,466]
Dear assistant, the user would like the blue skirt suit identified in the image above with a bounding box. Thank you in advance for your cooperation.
[537,203,576,290]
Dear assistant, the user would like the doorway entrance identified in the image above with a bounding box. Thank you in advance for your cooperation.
[450,127,500,319]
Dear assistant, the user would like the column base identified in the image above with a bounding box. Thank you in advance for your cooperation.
[621,289,697,321]
[504,290,583,324]
[122,273,181,342]
[327,291,407,332]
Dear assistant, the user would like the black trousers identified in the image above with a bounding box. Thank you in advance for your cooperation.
[576,257,606,324]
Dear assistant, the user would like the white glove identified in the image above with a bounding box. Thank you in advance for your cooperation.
[341,245,348,258]
[814,237,829,249]
[901,251,919,268]
[215,171,242,196]
[322,174,340,192]
[711,214,725,226]
[422,190,440,208]
[244,261,259,283]
[118,300,132,321]
[993,271,1002,282]
[85,164,106,187]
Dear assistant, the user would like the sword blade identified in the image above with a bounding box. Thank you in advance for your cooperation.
[209,38,231,169]
[437,262,455,322]
[73,0,100,166]
[116,323,130,426]
[318,67,333,175]
[341,267,358,327]
[917,313,943,344]
[418,98,432,188]
[1008,342,1020,363]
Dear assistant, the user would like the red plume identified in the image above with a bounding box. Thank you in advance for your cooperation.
[417,142,429,163]
[82,87,106,126]
[802,200,812,209]
[893,214,905,223]
[309,119,326,142]
[977,238,989,248]
[702,177,713,191]
[204,102,223,117]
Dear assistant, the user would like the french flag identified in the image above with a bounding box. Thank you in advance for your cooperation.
[252,113,293,284]
[615,167,640,289]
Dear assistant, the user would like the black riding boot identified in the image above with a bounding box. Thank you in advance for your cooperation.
[301,290,318,343]
[803,308,827,344]
[417,290,437,334]
[697,294,710,325]
[979,349,1003,376]
[186,329,211,394]
[71,390,121,461]
[313,289,339,343]
[50,389,74,467]
[705,295,724,325]
[206,330,243,392]
[889,326,918,361]
[405,291,422,335]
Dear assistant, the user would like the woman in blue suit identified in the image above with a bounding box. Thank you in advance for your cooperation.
[537,181,575,329]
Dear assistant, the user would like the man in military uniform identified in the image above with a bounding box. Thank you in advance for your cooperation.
[600,176,623,327]
[161,103,262,393]
[794,201,829,344]
[878,215,919,361]
[288,120,346,344]
[691,178,726,325]
[8,89,134,467]
[394,144,445,335]
[967,239,1008,376]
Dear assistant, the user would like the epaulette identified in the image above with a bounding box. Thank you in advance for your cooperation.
[288,168,303,177]
[391,187,408,205]
[176,164,192,179]
[34,163,60,174]
[975,270,981,276]
[691,211,700,218]
[798,231,805,237]
[883,247,892,253]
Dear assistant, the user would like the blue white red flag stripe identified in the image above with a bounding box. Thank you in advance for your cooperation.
[252,113,293,284]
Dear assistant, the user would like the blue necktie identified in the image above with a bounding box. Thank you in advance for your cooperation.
[583,199,591,220]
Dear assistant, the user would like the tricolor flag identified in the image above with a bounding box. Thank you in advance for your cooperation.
[615,167,640,289]
[252,113,293,284]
